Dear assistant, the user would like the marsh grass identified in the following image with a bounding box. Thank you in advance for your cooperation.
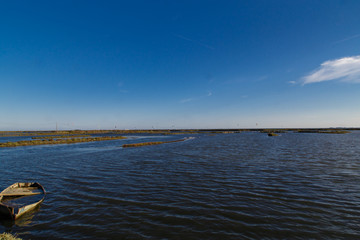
[0,233,22,240]
[0,136,126,148]
[122,138,188,148]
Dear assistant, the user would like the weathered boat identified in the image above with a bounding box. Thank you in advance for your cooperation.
[0,182,46,220]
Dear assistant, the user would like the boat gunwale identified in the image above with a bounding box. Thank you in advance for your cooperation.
[0,182,46,220]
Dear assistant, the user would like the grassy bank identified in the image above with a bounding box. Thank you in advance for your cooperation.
[123,138,190,148]
[0,136,126,148]
[0,233,21,240]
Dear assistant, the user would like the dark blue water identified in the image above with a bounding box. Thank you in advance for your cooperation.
[1,132,360,239]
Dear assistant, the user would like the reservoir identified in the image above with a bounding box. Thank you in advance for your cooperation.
[1,131,359,239]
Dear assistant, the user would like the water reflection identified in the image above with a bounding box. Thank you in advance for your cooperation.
[0,205,41,228]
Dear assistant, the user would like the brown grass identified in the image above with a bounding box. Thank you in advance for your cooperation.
[0,233,22,240]
[0,136,126,148]
[122,138,190,148]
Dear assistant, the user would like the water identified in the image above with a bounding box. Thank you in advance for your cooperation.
[1,132,359,239]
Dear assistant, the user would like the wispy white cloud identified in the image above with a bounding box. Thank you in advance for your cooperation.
[179,91,213,103]
[333,34,360,45]
[302,55,360,84]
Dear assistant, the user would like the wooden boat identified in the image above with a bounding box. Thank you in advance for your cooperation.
[0,182,46,220]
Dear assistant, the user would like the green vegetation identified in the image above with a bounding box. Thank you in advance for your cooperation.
[123,138,189,148]
[267,132,279,136]
[0,233,22,240]
[0,136,126,148]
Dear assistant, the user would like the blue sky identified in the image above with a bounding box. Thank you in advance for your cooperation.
[1,0,360,130]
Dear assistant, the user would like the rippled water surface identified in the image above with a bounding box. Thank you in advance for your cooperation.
[1,132,360,239]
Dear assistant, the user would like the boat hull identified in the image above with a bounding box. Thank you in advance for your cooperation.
[0,182,46,220]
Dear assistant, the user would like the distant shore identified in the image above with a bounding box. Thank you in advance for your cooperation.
[0,128,357,136]
[0,128,354,148]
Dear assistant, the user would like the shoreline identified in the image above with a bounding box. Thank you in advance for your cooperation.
[122,137,194,148]
[0,128,352,148]
[0,136,126,148]
[0,127,357,135]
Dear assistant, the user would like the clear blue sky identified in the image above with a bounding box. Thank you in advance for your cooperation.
[1,0,360,130]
